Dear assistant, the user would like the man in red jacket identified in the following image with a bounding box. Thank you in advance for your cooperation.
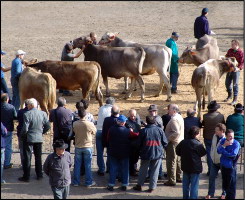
[224,39,244,105]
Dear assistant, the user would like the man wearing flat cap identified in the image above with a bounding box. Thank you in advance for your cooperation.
[147,104,164,129]
[202,101,225,176]
[226,103,244,147]
[166,32,180,94]
[44,139,72,199]
[194,8,215,39]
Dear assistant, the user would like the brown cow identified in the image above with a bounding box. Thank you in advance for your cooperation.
[19,67,56,114]
[191,57,238,118]
[179,35,219,66]
[25,60,103,106]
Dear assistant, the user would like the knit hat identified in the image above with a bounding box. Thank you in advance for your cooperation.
[202,8,209,14]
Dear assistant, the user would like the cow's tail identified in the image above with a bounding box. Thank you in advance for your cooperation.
[47,74,56,115]
[93,62,103,106]
[138,47,146,74]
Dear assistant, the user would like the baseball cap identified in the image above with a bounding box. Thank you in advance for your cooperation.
[202,8,209,13]
[1,50,6,55]
[117,115,128,123]
[172,32,180,37]
[16,50,26,55]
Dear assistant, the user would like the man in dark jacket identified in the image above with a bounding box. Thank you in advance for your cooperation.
[43,139,72,199]
[194,8,213,39]
[176,126,206,199]
[18,98,50,182]
[133,116,168,193]
[184,108,202,139]
[107,115,139,192]
[1,93,17,169]
[49,97,73,152]
[125,109,141,176]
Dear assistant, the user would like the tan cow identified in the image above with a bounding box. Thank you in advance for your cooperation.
[19,67,56,114]
[191,57,238,118]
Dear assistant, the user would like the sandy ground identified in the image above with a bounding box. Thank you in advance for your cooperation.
[1,1,244,199]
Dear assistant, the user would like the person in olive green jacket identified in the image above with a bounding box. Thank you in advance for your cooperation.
[166,32,180,94]
[226,103,244,147]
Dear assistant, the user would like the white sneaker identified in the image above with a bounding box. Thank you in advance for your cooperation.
[86,181,96,187]
[72,184,79,187]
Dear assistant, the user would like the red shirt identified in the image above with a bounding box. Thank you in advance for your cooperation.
[225,48,244,70]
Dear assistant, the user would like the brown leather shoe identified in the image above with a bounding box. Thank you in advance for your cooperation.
[133,184,142,191]
[147,188,154,193]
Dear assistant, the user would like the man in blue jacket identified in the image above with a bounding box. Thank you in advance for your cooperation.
[194,8,212,39]
[133,116,168,193]
[11,49,26,111]
[217,129,241,199]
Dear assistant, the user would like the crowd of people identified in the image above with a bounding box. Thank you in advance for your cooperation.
[1,7,244,200]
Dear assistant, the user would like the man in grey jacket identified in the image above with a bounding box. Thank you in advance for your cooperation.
[18,98,50,182]
[44,139,72,199]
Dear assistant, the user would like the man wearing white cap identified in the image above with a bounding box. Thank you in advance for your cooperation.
[11,49,26,111]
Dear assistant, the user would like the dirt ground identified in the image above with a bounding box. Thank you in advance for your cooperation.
[1,1,244,199]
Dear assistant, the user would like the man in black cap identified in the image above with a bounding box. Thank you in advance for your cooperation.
[43,139,72,199]
[194,8,215,39]
[147,104,164,129]
[166,32,180,94]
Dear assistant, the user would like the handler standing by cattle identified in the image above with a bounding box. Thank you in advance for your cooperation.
[166,32,180,94]
[11,50,26,111]
[224,39,244,105]
[59,42,85,96]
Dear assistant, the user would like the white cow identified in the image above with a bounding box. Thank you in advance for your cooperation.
[99,32,172,101]
[191,57,239,118]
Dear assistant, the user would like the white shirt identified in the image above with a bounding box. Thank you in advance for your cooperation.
[96,104,113,130]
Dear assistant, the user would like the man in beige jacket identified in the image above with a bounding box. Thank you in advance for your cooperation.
[72,108,97,187]
[164,104,184,186]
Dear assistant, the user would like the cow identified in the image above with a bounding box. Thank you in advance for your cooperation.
[191,57,238,118]
[82,44,146,102]
[19,67,57,114]
[179,35,220,66]
[97,32,173,101]
[25,60,103,107]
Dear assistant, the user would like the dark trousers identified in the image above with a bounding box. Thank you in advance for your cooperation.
[22,141,43,179]
[1,78,11,101]
[221,166,237,199]
[129,148,139,174]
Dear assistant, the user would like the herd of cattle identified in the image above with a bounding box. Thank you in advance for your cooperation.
[20,32,239,117]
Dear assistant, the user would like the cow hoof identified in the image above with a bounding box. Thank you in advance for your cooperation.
[121,91,127,94]
[133,88,137,91]
[139,99,144,103]
[166,98,171,102]
[154,94,160,97]
[105,94,111,97]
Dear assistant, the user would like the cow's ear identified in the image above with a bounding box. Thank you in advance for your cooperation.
[109,35,115,40]
[115,32,120,36]
[190,51,196,56]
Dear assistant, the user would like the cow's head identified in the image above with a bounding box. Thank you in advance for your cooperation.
[179,46,196,64]
[98,32,119,45]
[22,58,38,67]
[72,36,93,49]
[222,57,239,72]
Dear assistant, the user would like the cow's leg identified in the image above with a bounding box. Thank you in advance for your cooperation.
[122,77,129,94]
[102,76,110,97]
[155,70,172,102]
[81,82,91,100]
[124,78,136,100]
[40,102,49,115]
[95,86,103,107]
[195,88,203,118]
[136,75,145,102]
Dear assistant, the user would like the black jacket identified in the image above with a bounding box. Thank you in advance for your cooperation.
[176,138,206,174]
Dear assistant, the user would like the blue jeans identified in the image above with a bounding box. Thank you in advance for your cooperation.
[51,185,70,199]
[4,131,13,167]
[11,77,20,111]
[96,130,105,173]
[108,156,129,187]
[1,148,5,183]
[182,172,200,199]
[225,71,240,97]
[170,72,179,92]
[73,147,93,186]
[138,159,162,189]
[1,78,12,101]
[221,166,237,199]
[204,139,212,174]
[208,162,226,197]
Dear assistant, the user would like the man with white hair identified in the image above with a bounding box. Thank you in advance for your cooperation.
[164,104,184,186]
[11,50,26,111]
[18,98,50,182]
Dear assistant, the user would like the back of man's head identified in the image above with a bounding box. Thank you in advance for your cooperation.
[106,97,115,105]
[1,93,8,103]
[111,105,120,116]
[26,98,38,108]
[146,116,156,125]
[78,107,87,119]
[57,97,66,107]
